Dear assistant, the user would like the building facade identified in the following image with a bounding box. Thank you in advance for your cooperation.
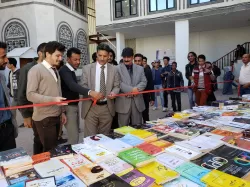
[96,0,250,84]
[0,0,89,75]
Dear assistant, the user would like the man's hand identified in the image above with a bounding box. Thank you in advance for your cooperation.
[24,117,32,128]
[131,87,139,93]
[150,101,154,106]
[108,92,116,99]
[89,91,103,100]
[61,113,67,126]
[235,79,239,83]
[243,83,250,89]
[54,97,67,105]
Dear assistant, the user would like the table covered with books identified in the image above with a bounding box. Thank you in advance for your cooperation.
[1,99,250,187]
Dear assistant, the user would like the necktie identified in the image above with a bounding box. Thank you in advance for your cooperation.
[100,65,106,96]
[52,67,58,79]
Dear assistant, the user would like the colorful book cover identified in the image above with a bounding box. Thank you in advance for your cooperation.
[156,153,186,170]
[222,136,250,150]
[160,135,184,143]
[211,129,242,138]
[233,117,250,124]
[84,134,113,146]
[137,143,163,156]
[138,161,179,185]
[201,170,250,187]
[165,145,202,160]
[99,157,133,176]
[129,129,155,139]
[105,132,125,139]
[118,148,155,167]
[90,174,132,187]
[55,171,86,187]
[32,152,50,165]
[114,126,137,135]
[175,162,210,187]
[146,129,167,138]
[62,154,93,170]
[163,176,200,187]
[119,134,145,146]
[49,144,75,159]
[26,177,56,187]
[151,125,173,134]
[150,140,172,149]
[120,169,155,187]
[169,128,200,139]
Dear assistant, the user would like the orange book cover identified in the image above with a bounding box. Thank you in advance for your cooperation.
[211,129,242,138]
[32,152,50,165]
[150,140,173,149]
[137,143,163,156]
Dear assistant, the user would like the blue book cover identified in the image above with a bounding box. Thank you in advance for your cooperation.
[56,172,86,187]
[175,162,210,187]
[118,134,144,146]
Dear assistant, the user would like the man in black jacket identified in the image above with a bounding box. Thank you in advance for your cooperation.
[59,47,102,144]
[134,54,154,123]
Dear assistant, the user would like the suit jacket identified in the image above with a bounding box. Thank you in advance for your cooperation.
[116,63,147,113]
[80,62,120,119]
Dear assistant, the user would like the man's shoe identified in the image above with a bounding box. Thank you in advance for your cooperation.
[19,123,25,128]
[58,138,67,144]
[162,107,167,112]
[152,107,157,110]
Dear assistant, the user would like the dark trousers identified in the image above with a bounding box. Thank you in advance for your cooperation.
[170,91,181,112]
[142,94,150,123]
[0,119,16,152]
[33,116,60,153]
[163,91,168,108]
[240,86,250,96]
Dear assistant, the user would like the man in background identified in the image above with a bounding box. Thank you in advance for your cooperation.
[161,56,171,111]
[238,54,250,96]
[212,62,221,91]
[142,56,151,70]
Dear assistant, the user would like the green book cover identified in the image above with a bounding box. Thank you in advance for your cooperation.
[118,148,155,167]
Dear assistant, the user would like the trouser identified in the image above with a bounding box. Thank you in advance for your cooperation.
[195,90,208,106]
[65,105,79,144]
[142,94,150,123]
[84,104,113,137]
[214,77,218,90]
[240,86,250,96]
[154,85,164,108]
[187,88,195,109]
[222,82,233,95]
[163,91,168,108]
[118,99,142,127]
[0,119,16,152]
[170,91,181,112]
[10,99,18,137]
[33,116,60,153]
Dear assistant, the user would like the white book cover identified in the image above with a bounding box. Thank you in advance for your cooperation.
[100,139,132,153]
[99,156,133,175]
[55,171,86,187]
[72,144,114,163]
[156,153,186,169]
[26,177,56,187]
[0,178,8,187]
[34,159,70,177]
[163,176,200,187]
[201,132,224,140]
[62,154,93,170]
[165,145,202,160]
[83,134,113,146]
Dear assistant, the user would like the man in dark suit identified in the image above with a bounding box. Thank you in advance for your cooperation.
[59,47,102,144]
[134,54,154,123]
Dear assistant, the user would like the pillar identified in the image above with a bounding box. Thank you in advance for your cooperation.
[116,32,125,62]
[175,20,189,85]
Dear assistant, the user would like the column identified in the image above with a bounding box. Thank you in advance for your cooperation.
[116,32,125,62]
[175,20,189,85]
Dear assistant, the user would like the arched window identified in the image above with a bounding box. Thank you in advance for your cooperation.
[75,29,89,68]
[2,19,29,52]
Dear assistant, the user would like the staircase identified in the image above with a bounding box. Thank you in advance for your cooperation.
[214,42,250,69]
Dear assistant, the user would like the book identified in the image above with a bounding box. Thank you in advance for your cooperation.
[146,129,168,138]
[201,170,250,187]
[175,162,210,187]
[26,177,56,187]
[4,164,33,176]
[159,135,184,143]
[138,161,179,185]
[169,128,200,139]
[84,134,113,146]
[137,142,164,156]
[222,136,250,150]
[62,154,93,170]
[129,129,157,142]
[165,145,202,160]
[120,169,155,187]
[163,176,200,187]
[211,129,242,138]
[33,159,70,177]
[55,171,86,187]
[100,139,132,153]
[114,126,137,135]
[0,178,8,187]
[73,165,110,186]
[32,152,50,165]
[118,148,155,167]
[150,140,172,149]
[156,153,186,169]
[6,169,40,187]
[201,132,225,140]
[105,132,125,139]
[151,125,173,134]
[50,144,75,160]
[118,134,145,146]
[99,156,133,176]
[90,174,132,187]
[71,143,114,163]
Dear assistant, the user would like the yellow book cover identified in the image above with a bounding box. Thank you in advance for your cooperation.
[151,140,173,149]
[138,161,179,185]
[201,170,250,187]
[130,130,155,139]
[114,126,137,135]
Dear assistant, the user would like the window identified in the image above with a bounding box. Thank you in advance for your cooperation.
[75,0,85,15]
[190,0,213,4]
[57,0,71,7]
[115,0,137,18]
[75,29,89,68]
[149,0,175,12]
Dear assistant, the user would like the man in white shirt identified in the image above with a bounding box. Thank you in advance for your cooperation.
[238,54,250,96]
[80,43,120,137]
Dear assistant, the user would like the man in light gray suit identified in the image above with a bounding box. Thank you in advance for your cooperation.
[116,47,147,127]
[80,44,120,137]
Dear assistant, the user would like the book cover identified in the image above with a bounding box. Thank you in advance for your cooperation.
[0,178,8,187]
[201,132,224,140]
[156,153,186,169]
[151,125,173,134]
[49,144,75,159]
[175,162,210,187]
[201,170,250,187]
[222,136,250,150]
[233,117,250,124]
[129,129,155,139]
[120,169,155,187]
[160,135,184,143]
[99,157,133,176]
[138,161,179,185]
[90,174,132,187]
[163,176,200,187]
[137,143,163,156]
[146,129,167,138]
[150,140,172,149]
[119,134,145,146]
[32,152,50,165]
[26,177,56,187]
[169,128,200,139]
[62,154,93,170]
[84,134,113,146]
[33,159,70,178]
[55,171,86,187]
[118,148,155,167]
[105,132,125,139]
[211,129,242,138]
[114,126,137,135]
[73,165,110,186]
[165,145,202,160]
[100,139,132,153]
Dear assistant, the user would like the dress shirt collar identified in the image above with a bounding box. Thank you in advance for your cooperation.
[66,63,75,71]
[96,62,107,69]
[243,62,250,67]
[42,60,52,69]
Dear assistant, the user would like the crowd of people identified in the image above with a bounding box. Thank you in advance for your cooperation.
[0,41,250,154]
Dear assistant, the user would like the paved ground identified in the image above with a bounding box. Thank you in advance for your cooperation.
[15,89,238,155]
